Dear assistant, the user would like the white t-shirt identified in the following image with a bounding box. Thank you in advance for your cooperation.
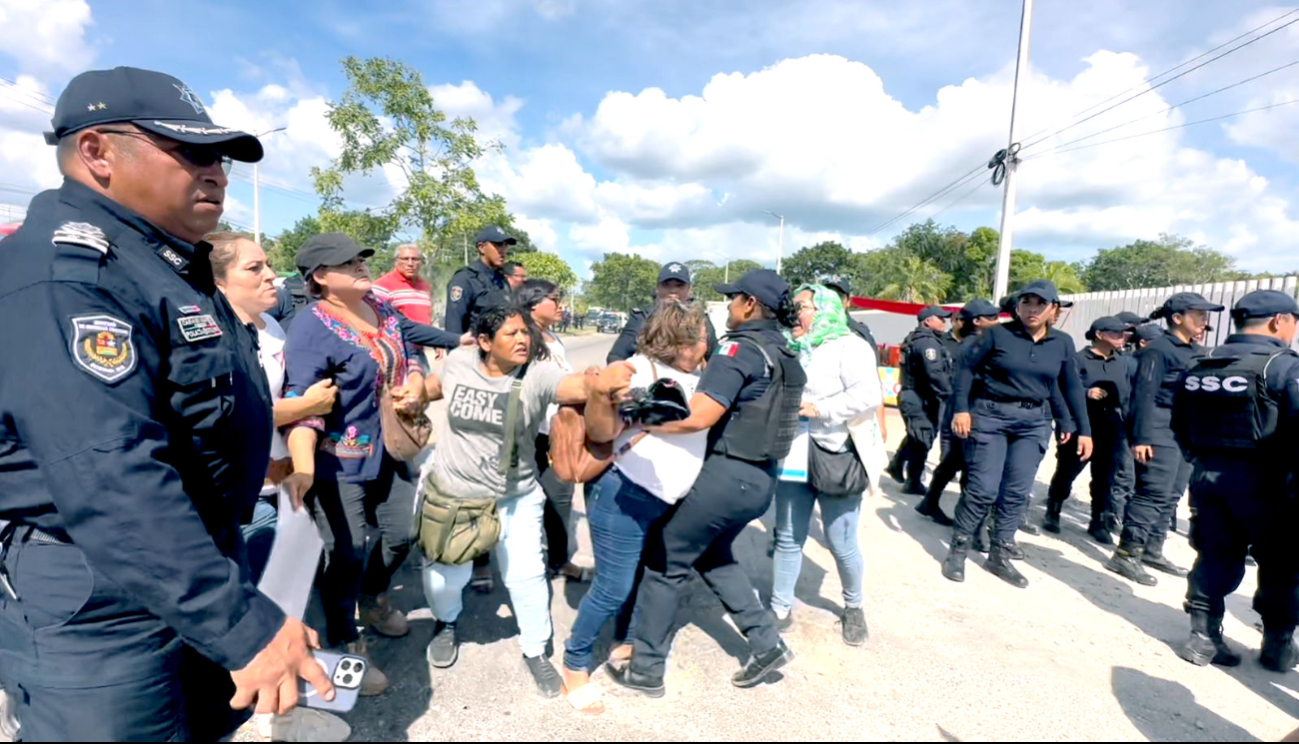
[538,334,573,437]
[256,314,289,496]
[612,354,707,504]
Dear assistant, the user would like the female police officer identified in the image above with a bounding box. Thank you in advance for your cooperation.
[610,270,806,696]
[1105,292,1222,587]
[943,280,1092,588]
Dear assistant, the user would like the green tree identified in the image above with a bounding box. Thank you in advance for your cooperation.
[693,259,765,302]
[266,215,320,273]
[1080,234,1246,291]
[312,56,504,265]
[1042,261,1087,294]
[781,241,853,286]
[518,251,578,292]
[878,255,952,304]
[1008,249,1048,292]
[893,220,996,300]
[586,253,661,312]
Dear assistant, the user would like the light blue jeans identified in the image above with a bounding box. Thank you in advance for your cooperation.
[421,487,551,658]
[771,480,864,616]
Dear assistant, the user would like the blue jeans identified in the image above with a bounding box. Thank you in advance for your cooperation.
[563,467,672,673]
[241,497,278,585]
[771,480,864,616]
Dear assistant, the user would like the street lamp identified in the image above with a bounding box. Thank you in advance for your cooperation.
[762,210,785,275]
[253,126,288,245]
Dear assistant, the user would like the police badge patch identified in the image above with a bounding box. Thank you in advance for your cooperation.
[924,348,938,361]
[69,315,137,383]
[450,286,464,302]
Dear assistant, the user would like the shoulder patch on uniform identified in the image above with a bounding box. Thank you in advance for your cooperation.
[69,315,137,383]
[924,347,938,361]
[52,222,110,254]
[718,341,739,358]
[177,314,223,343]
[450,286,464,302]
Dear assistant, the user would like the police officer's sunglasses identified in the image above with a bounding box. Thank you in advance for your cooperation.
[98,129,233,175]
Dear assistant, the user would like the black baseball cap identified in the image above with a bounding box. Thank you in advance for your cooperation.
[659,262,691,285]
[715,269,790,311]
[1162,292,1224,315]
[918,305,952,322]
[959,299,1001,320]
[1016,280,1061,305]
[1231,289,1299,320]
[1115,311,1145,326]
[296,233,375,278]
[1133,324,1163,343]
[44,67,263,162]
[819,274,851,296]
[474,226,517,246]
[1085,316,1129,341]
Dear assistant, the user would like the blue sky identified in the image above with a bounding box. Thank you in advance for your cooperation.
[2,0,1297,276]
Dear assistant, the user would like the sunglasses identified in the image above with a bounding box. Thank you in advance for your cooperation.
[99,129,232,174]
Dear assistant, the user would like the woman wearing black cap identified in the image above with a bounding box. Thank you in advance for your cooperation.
[611,270,806,696]
[1042,317,1132,543]
[943,280,1092,588]
[1105,292,1223,586]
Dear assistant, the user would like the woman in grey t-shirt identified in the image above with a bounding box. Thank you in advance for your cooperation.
[422,303,631,697]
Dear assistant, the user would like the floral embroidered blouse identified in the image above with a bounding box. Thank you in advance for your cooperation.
[284,295,424,483]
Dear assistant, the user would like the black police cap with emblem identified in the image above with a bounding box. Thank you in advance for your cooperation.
[1231,289,1299,320]
[959,299,1001,320]
[474,226,517,246]
[917,305,952,322]
[659,262,691,285]
[44,67,263,162]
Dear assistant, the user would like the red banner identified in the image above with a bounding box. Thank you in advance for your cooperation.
[847,296,963,316]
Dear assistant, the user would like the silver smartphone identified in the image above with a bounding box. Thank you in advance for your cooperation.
[298,651,365,714]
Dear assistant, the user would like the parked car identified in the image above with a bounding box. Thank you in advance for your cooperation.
[597,311,622,334]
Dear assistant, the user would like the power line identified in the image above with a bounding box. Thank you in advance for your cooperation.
[1027,56,1299,158]
[865,162,987,237]
[0,76,55,105]
[1024,98,1299,160]
[0,87,54,116]
[1020,10,1299,152]
[928,177,990,222]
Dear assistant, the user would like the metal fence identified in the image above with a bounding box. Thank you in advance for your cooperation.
[1058,276,1299,349]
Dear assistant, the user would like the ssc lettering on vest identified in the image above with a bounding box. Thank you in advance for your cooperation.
[1184,375,1249,393]
[447,384,506,431]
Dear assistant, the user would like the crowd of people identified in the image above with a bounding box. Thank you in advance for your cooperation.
[2,64,1299,743]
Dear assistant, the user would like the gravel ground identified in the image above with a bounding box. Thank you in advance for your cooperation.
[238,335,1299,742]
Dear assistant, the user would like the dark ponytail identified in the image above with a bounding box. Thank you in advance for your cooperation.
[772,293,800,329]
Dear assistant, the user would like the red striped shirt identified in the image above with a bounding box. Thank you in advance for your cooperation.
[372,271,433,324]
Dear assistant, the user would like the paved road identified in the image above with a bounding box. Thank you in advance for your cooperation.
[245,334,1298,742]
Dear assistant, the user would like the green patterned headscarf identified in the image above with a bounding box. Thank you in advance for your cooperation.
[785,284,852,368]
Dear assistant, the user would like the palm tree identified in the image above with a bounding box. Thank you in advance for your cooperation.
[878,256,952,304]
[1042,261,1087,294]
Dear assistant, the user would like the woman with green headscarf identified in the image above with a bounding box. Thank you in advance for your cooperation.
[771,284,881,647]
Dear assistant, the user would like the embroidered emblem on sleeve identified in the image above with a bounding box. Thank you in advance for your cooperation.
[52,222,110,254]
[70,315,137,382]
[450,286,464,302]
[924,348,938,361]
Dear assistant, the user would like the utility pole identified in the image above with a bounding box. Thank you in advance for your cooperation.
[252,126,287,245]
[763,210,785,275]
[992,0,1034,301]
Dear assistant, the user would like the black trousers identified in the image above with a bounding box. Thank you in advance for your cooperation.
[1186,456,1299,628]
[953,399,1051,545]
[1120,424,1191,549]
[1109,432,1134,523]
[893,391,942,483]
[630,454,781,679]
[1047,419,1122,523]
[0,531,246,741]
[308,454,416,647]
[536,433,577,570]
[927,413,967,498]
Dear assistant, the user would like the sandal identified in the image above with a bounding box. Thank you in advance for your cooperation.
[563,682,605,716]
[471,567,494,594]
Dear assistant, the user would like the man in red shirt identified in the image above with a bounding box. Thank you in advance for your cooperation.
[373,243,433,323]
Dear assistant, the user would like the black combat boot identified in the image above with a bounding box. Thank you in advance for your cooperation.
[1104,541,1158,587]
[942,533,971,582]
[1087,519,1114,545]
[1177,610,1242,667]
[1042,498,1063,534]
[1261,626,1299,673]
[1141,531,1187,577]
[986,540,1029,588]
[886,451,906,485]
[973,517,991,554]
[915,493,954,526]
[903,476,927,496]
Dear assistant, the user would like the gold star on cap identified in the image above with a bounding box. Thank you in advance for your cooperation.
[97,102,107,110]
[86,104,96,111]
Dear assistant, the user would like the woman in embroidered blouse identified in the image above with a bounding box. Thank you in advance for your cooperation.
[283,234,428,697]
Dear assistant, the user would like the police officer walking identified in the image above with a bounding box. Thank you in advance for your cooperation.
[607,261,720,363]
[1105,292,1223,587]
[914,299,1002,525]
[445,225,515,335]
[1104,311,1147,536]
[0,67,331,740]
[1042,317,1132,543]
[888,306,954,495]
[943,281,1092,588]
[1173,290,1299,671]
[610,270,805,696]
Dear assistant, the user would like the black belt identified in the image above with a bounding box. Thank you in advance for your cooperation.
[983,396,1045,409]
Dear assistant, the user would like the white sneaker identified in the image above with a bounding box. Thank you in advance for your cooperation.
[267,708,352,742]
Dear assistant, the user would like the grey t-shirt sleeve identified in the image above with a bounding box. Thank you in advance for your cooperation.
[524,362,569,414]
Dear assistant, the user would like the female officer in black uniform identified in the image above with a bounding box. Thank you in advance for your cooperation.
[611,270,805,696]
[943,281,1092,588]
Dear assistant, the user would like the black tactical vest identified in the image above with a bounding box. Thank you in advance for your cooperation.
[716,331,807,463]
[1175,347,1294,453]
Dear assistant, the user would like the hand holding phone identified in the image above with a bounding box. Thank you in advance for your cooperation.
[298,652,366,714]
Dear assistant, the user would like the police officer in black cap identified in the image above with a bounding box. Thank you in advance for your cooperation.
[611,270,805,696]
[914,299,1001,525]
[1043,316,1132,542]
[1173,289,1299,671]
[943,280,1092,588]
[445,225,515,335]
[887,305,954,494]
[1105,291,1223,587]
[1104,311,1147,535]
[0,66,332,740]
[606,261,720,363]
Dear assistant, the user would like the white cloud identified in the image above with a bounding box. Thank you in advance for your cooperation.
[512,215,558,250]
[429,81,525,150]
[0,0,94,76]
